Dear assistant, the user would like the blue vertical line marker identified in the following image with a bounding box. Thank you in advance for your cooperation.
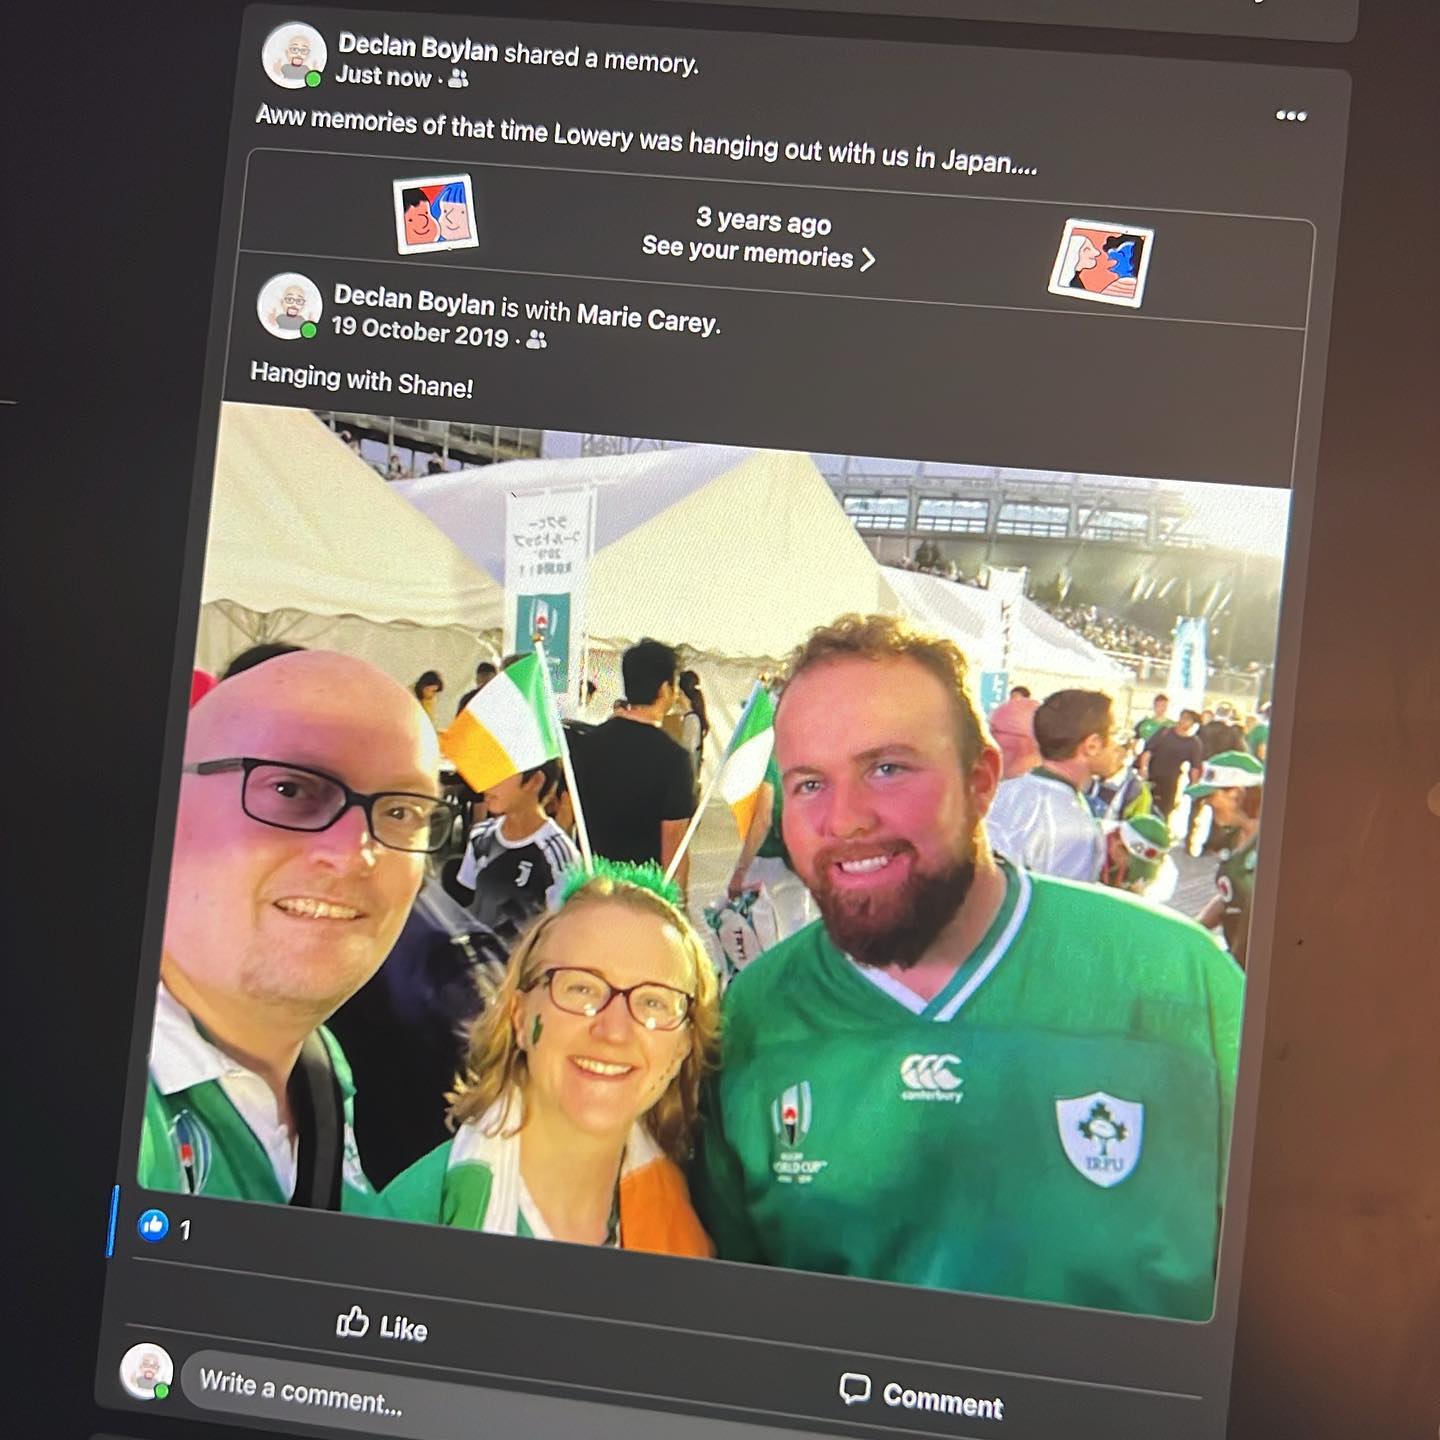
[106,1184,120,1257]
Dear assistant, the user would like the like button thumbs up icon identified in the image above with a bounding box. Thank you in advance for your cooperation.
[335,1304,371,1339]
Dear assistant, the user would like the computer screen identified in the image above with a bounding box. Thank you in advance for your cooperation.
[10,3,1437,1440]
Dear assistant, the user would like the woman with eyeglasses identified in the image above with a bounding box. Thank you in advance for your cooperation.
[381,861,719,1255]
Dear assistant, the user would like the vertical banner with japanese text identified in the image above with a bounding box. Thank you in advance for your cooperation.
[504,487,594,712]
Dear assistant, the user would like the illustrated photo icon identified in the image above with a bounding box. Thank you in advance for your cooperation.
[1048,219,1155,308]
[393,175,480,255]
[262,22,328,88]
[119,1342,174,1401]
[257,272,323,340]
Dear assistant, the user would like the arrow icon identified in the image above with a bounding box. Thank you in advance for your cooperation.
[860,247,876,273]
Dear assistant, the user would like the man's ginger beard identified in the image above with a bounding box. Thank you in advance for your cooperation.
[809,811,982,971]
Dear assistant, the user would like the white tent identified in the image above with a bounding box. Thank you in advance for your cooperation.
[396,445,895,658]
[882,566,1129,693]
[195,404,504,695]
[396,446,898,737]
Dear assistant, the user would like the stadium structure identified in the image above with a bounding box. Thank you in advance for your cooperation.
[571,438,1283,696]
[812,457,1283,681]
[314,410,543,475]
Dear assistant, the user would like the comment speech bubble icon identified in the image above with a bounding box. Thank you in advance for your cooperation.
[839,1372,872,1405]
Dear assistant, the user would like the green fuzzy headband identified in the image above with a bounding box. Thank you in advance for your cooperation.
[554,857,684,911]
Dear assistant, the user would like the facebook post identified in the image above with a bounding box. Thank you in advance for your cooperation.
[153,406,1279,1324]
[97,7,1349,1439]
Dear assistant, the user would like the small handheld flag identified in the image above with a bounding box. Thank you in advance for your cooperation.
[533,639,594,873]
[440,653,560,794]
[663,681,774,886]
[718,685,776,839]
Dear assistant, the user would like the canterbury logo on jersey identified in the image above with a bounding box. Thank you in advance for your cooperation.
[900,1053,964,1102]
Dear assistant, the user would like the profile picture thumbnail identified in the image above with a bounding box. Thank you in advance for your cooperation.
[1048,219,1155,309]
[393,175,480,255]
[262,22,328,88]
[257,272,323,340]
[119,1341,174,1401]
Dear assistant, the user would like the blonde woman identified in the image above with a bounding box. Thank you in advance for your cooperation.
[382,862,719,1255]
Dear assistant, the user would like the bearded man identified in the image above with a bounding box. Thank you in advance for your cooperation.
[692,615,1243,1321]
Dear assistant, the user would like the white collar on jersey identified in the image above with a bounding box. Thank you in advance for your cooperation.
[149,982,245,1095]
[844,866,1033,1021]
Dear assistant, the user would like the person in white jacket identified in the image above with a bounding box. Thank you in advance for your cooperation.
[985,689,1127,883]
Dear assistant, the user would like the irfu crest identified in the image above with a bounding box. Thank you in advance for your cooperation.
[1056,1092,1144,1188]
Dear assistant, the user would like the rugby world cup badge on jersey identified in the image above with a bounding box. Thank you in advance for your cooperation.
[1055,1092,1145,1188]
[770,1081,828,1184]
[170,1110,214,1194]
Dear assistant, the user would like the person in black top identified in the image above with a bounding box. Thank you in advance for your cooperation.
[454,660,498,716]
[1144,707,1204,819]
[568,639,697,893]
[454,760,579,944]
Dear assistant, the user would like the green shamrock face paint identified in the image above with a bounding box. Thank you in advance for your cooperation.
[531,1015,543,1047]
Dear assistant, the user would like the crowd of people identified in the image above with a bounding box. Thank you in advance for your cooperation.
[897,540,968,583]
[1045,602,1172,661]
[140,615,1271,1320]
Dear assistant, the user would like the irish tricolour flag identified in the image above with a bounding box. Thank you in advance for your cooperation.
[441,654,561,793]
[719,685,777,838]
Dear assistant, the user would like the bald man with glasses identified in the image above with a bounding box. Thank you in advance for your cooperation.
[138,650,457,1210]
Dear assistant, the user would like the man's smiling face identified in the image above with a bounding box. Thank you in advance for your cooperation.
[162,652,437,1022]
[777,655,995,968]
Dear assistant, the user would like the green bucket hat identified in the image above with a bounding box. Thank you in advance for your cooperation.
[1185,749,1265,799]
[1117,813,1174,881]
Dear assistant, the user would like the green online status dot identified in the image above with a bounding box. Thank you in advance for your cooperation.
[305,70,322,87]
[153,1382,170,1400]
[300,321,318,339]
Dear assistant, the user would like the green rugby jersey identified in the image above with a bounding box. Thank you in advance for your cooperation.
[138,1024,378,1214]
[1214,837,1259,971]
[692,862,1243,1320]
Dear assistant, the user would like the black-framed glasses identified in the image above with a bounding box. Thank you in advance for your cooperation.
[526,966,694,1032]
[182,757,457,854]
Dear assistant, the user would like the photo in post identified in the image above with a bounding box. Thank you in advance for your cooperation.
[392,175,480,254]
[1048,219,1156,307]
[143,402,1287,1320]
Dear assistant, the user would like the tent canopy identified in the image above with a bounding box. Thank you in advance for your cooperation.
[204,404,502,630]
[397,446,897,662]
[882,566,1128,682]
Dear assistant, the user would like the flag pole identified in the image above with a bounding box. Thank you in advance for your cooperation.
[663,681,765,885]
[534,639,594,873]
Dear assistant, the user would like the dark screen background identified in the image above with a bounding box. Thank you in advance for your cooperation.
[5,3,1436,1438]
